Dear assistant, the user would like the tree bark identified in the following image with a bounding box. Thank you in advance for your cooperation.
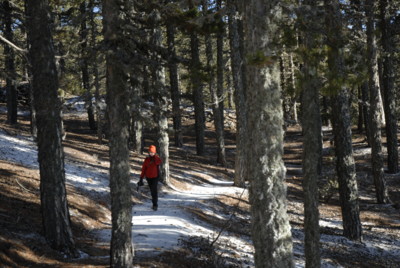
[103,0,134,265]
[228,0,247,187]
[151,11,170,185]
[25,0,77,256]
[189,1,205,156]
[129,75,143,154]
[244,1,294,267]
[4,0,18,125]
[379,0,399,174]
[300,1,322,266]
[325,0,362,241]
[280,55,289,122]
[203,0,226,166]
[366,0,391,204]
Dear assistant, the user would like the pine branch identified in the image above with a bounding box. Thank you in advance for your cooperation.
[0,34,27,54]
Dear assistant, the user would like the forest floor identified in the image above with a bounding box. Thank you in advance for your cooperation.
[1,100,400,267]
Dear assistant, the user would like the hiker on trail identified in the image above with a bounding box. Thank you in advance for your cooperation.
[139,145,162,211]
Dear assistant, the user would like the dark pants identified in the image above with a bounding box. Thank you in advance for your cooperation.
[146,177,158,207]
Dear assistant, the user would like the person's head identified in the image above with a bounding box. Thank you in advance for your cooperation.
[148,145,156,156]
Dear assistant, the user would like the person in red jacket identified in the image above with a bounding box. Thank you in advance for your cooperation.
[139,145,162,211]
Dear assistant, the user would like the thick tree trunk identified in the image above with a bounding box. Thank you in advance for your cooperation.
[244,1,294,267]
[203,0,226,166]
[366,0,390,204]
[300,1,322,266]
[4,0,18,125]
[103,0,134,266]
[325,0,361,241]
[25,0,77,256]
[380,0,399,174]
[325,0,362,241]
[166,23,183,148]
[228,0,247,187]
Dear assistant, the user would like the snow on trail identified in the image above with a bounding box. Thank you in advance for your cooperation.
[93,169,255,265]
[133,186,230,252]
[131,179,253,259]
[2,119,400,267]
[0,128,255,265]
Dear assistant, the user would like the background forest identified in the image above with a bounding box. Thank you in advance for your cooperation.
[1,0,400,267]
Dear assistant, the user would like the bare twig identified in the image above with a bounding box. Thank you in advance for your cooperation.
[15,178,36,194]
[210,186,247,247]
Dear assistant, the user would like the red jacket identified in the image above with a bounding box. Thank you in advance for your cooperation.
[140,155,162,179]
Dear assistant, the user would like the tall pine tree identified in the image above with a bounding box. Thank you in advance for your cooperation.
[26,0,77,256]
[103,0,134,265]
[244,0,294,266]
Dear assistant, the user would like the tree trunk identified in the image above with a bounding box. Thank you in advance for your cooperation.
[228,0,247,187]
[280,55,289,122]
[366,0,391,204]
[216,0,225,122]
[350,0,370,143]
[26,67,37,139]
[357,87,364,132]
[166,22,183,148]
[80,1,96,131]
[244,1,294,267]
[380,0,399,174]
[226,65,234,109]
[189,6,205,156]
[361,82,371,145]
[129,75,143,154]
[289,53,298,124]
[4,0,18,125]
[103,0,134,265]
[321,96,331,127]
[300,1,322,266]
[25,0,77,256]
[88,0,103,143]
[203,0,226,166]
[325,0,362,241]
[151,11,170,185]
